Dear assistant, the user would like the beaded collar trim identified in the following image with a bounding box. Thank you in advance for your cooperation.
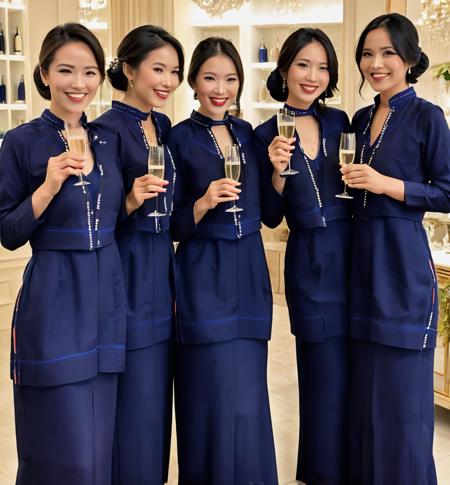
[41,109,88,130]
[111,100,150,121]
[190,110,231,127]
[283,102,318,117]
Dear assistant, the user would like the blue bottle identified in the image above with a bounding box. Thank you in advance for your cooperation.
[17,74,25,102]
[259,40,268,63]
[0,75,6,103]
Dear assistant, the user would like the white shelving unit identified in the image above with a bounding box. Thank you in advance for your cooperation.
[0,0,31,140]
[173,0,355,127]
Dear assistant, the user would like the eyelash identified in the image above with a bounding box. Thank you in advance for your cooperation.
[362,51,397,57]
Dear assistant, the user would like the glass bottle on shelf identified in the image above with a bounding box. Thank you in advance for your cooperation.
[259,40,268,63]
[13,26,22,54]
[258,78,269,102]
[17,74,25,103]
[0,24,4,55]
[0,75,6,103]
[270,38,280,62]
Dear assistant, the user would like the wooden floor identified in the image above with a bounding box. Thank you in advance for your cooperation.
[1,302,450,484]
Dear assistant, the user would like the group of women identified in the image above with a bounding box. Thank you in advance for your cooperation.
[0,10,449,485]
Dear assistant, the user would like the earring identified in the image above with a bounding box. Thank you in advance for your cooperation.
[193,90,198,100]
[282,78,287,93]
[407,67,412,75]
[129,79,134,88]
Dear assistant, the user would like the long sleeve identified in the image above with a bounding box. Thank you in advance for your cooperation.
[0,131,44,250]
[167,132,197,242]
[404,106,450,212]
[254,127,285,229]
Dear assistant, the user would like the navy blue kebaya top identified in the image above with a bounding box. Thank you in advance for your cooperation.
[0,109,127,386]
[94,101,175,349]
[255,104,352,341]
[167,111,272,344]
[349,87,450,349]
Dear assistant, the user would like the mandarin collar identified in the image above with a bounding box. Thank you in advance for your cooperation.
[111,100,151,121]
[41,109,88,130]
[190,110,232,127]
[283,101,318,117]
[374,86,416,110]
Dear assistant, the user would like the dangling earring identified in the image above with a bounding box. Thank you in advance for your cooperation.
[282,78,287,93]
[407,67,412,76]
[129,79,134,88]
[193,90,198,100]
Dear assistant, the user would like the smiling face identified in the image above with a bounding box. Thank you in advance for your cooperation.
[124,44,180,111]
[192,54,240,120]
[41,41,101,123]
[359,27,410,101]
[285,40,330,109]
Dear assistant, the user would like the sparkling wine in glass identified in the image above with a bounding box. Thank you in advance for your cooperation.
[335,132,356,199]
[277,108,298,177]
[224,145,243,213]
[147,145,166,217]
[65,122,90,186]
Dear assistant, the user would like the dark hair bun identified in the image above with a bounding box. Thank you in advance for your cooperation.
[33,64,51,100]
[107,60,128,91]
[407,51,429,84]
[266,68,287,102]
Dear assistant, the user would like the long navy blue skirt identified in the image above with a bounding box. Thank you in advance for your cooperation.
[14,373,117,485]
[349,340,437,485]
[112,341,173,485]
[296,336,349,485]
[175,339,278,485]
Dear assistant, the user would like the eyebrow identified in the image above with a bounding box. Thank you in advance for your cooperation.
[56,63,99,69]
[295,57,328,64]
[152,62,179,68]
[202,71,238,76]
[362,46,395,51]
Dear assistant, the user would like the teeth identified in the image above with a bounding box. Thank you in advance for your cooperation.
[67,93,85,99]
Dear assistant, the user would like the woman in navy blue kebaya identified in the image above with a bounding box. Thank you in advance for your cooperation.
[167,37,278,484]
[0,24,126,485]
[254,28,351,485]
[93,25,184,485]
[341,14,450,484]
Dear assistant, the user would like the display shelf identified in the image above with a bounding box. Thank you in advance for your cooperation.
[0,0,30,138]
[79,2,112,121]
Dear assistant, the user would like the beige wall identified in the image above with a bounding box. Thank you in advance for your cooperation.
[29,0,79,118]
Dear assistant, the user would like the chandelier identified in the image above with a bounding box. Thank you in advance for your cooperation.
[417,0,450,44]
[275,0,302,15]
[192,0,248,16]
[79,0,108,24]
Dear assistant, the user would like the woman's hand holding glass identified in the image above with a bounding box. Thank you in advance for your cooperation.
[125,174,168,215]
[268,135,295,193]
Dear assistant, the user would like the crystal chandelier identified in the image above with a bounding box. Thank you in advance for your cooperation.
[417,0,450,44]
[275,0,302,15]
[192,0,248,16]
[79,0,108,24]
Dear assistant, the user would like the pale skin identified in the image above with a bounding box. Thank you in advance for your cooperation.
[121,45,180,215]
[32,41,102,219]
[190,54,242,224]
[340,27,411,202]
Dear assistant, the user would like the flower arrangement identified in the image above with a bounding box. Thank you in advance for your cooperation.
[434,62,450,82]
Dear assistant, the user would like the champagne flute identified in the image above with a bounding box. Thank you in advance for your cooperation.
[147,145,166,217]
[65,122,90,186]
[335,132,356,199]
[224,145,243,213]
[277,108,298,177]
